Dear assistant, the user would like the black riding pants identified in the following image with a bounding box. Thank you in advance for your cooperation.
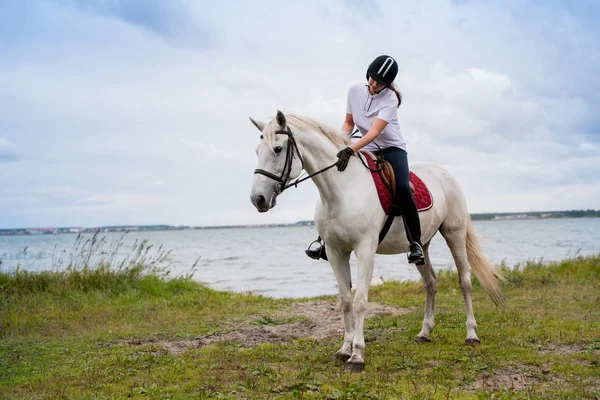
[375,147,422,245]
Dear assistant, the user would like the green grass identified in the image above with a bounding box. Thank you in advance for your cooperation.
[1,248,599,399]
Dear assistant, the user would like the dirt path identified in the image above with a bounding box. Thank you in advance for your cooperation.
[124,300,410,355]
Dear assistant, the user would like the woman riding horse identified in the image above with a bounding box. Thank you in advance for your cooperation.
[250,110,505,372]
[305,55,425,265]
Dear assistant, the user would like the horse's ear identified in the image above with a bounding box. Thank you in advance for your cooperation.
[249,117,265,132]
[276,110,286,127]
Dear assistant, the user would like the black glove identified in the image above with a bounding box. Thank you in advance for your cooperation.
[336,147,354,171]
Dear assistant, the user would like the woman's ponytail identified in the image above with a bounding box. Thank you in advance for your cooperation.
[389,83,402,108]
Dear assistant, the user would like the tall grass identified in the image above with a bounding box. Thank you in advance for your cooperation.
[0,232,198,297]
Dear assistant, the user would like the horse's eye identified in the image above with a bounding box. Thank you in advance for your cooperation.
[260,135,263,139]
[274,146,283,154]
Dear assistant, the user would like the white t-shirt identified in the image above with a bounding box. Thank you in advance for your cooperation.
[346,83,406,151]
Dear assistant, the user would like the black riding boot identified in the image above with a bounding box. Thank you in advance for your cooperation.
[399,209,424,265]
[408,242,425,265]
[379,147,425,266]
[305,237,328,261]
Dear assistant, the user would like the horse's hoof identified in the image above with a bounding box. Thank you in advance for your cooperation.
[465,338,480,346]
[344,361,365,373]
[333,352,351,364]
[414,336,432,344]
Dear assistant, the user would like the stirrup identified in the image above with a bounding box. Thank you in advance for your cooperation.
[408,242,425,265]
[305,238,328,261]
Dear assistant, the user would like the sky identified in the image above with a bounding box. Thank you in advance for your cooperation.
[1,0,599,229]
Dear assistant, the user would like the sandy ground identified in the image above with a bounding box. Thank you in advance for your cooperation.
[123,299,409,355]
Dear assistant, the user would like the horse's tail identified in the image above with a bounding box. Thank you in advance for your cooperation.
[466,216,507,307]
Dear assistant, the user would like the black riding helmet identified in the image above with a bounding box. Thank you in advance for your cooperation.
[366,55,398,86]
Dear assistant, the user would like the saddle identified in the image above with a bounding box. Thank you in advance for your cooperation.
[360,151,433,216]
[379,158,413,197]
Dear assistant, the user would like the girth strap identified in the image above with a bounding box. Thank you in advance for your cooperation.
[378,211,396,244]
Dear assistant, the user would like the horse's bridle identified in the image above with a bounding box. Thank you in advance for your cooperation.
[254,126,305,194]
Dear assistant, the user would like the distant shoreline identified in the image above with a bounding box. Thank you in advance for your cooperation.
[0,210,598,236]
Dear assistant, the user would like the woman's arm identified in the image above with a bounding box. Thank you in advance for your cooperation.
[349,118,388,153]
[342,113,354,134]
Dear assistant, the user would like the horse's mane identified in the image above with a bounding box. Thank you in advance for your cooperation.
[263,114,351,150]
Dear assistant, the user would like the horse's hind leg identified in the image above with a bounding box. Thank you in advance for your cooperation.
[440,224,480,344]
[415,241,437,343]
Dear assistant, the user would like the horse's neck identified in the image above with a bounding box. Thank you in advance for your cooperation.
[295,132,354,203]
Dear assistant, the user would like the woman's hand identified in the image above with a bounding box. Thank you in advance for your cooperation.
[336,147,354,171]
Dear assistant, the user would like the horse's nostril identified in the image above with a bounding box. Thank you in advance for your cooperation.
[256,195,266,208]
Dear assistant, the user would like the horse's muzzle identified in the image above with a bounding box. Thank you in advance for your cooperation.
[251,193,276,213]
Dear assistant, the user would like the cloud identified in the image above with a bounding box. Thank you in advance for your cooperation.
[0,138,22,163]
[181,139,244,161]
[34,185,84,197]
[56,0,212,48]
[73,194,157,207]
[0,0,598,228]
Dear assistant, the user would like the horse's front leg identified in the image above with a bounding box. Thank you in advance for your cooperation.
[345,240,377,373]
[327,247,354,363]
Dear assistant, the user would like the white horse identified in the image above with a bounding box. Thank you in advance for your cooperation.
[249,111,505,373]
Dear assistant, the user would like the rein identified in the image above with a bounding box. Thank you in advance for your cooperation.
[253,127,384,193]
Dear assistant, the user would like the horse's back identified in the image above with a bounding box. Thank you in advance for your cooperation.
[412,162,470,231]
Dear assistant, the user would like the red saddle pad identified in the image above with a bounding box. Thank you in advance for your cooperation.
[364,154,433,215]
